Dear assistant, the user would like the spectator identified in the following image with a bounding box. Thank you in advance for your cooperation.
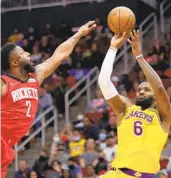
[39,36,52,54]
[44,23,54,39]
[105,108,117,135]
[44,160,61,178]
[73,113,84,129]
[138,70,146,83]
[95,152,108,176]
[120,88,128,97]
[30,45,42,64]
[69,128,86,157]
[156,170,168,178]
[26,25,37,44]
[14,160,31,178]
[83,115,100,140]
[39,84,53,111]
[66,74,77,89]
[152,40,164,56]
[22,39,31,53]
[82,42,92,69]
[97,130,107,151]
[161,140,171,160]
[71,45,83,69]
[50,134,61,161]
[68,157,83,178]
[29,171,38,178]
[32,150,49,178]
[60,123,73,143]
[52,78,66,115]
[84,165,97,178]
[56,21,73,39]
[49,141,69,167]
[103,135,117,162]
[8,28,20,43]
[128,81,139,100]
[61,169,72,178]
[167,157,171,171]
[80,139,98,167]
[111,75,126,93]
[90,89,107,113]
[90,42,104,69]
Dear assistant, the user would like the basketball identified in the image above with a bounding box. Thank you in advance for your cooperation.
[107,6,136,33]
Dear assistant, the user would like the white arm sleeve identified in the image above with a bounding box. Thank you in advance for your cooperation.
[98,47,119,100]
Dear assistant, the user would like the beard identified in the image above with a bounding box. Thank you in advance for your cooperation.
[135,97,154,110]
[24,63,35,73]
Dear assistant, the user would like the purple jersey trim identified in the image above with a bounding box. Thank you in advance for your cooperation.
[121,168,155,178]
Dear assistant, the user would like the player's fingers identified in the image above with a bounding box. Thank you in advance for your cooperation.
[130,32,135,41]
[115,33,122,37]
[127,39,133,45]
[87,21,96,27]
[122,32,127,39]
[89,24,97,31]
[137,30,140,40]
[133,29,138,41]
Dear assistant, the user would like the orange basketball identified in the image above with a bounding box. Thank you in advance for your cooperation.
[107,6,136,33]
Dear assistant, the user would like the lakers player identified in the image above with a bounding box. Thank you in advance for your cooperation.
[98,30,171,178]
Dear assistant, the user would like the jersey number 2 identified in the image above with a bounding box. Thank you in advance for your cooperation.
[26,101,31,117]
[134,121,143,136]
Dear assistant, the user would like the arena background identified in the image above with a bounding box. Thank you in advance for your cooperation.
[1,0,171,178]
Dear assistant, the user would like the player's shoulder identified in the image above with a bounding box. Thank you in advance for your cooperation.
[28,73,40,86]
[1,78,6,85]
[0,78,7,97]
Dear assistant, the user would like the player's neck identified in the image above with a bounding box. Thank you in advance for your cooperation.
[9,68,29,81]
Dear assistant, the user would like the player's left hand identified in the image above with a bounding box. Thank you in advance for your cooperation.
[77,21,97,37]
[127,29,142,57]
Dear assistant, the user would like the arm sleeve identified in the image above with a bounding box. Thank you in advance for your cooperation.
[98,47,119,100]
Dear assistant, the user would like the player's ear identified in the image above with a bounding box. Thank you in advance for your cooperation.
[11,58,19,67]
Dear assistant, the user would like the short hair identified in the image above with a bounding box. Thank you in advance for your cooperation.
[1,42,17,72]
[73,128,80,132]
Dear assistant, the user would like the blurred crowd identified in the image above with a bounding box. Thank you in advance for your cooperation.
[3,19,171,178]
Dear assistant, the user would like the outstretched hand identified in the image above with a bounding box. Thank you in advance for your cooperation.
[110,32,129,49]
[78,21,97,37]
[127,30,142,57]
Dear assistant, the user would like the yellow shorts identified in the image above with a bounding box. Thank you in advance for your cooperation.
[98,169,136,178]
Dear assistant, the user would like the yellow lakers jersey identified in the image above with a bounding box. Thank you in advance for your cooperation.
[69,139,86,157]
[111,105,168,173]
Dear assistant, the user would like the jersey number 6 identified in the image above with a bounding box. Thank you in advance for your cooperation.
[134,121,143,136]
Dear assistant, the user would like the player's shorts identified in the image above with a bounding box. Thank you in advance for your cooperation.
[1,136,15,178]
[98,168,155,178]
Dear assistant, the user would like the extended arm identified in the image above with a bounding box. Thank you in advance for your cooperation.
[128,30,171,131]
[98,33,131,118]
[35,21,96,84]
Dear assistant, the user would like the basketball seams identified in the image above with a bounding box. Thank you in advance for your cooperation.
[120,12,131,31]
[129,15,136,30]
[118,8,121,33]
[109,13,119,32]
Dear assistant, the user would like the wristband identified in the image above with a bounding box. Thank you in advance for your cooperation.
[109,47,118,51]
[135,55,143,59]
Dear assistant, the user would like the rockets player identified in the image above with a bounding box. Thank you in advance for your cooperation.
[1,21,96,178]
